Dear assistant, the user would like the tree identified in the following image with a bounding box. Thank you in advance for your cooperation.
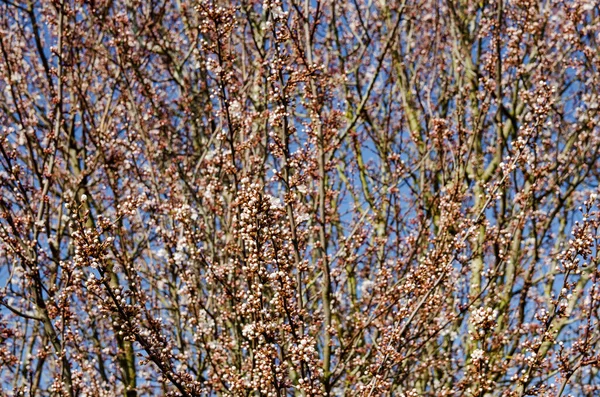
[1,0,600,395]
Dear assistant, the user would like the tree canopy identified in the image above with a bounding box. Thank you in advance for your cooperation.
[1,0,600,396]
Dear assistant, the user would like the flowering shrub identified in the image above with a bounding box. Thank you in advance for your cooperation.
[1,0,600,396]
